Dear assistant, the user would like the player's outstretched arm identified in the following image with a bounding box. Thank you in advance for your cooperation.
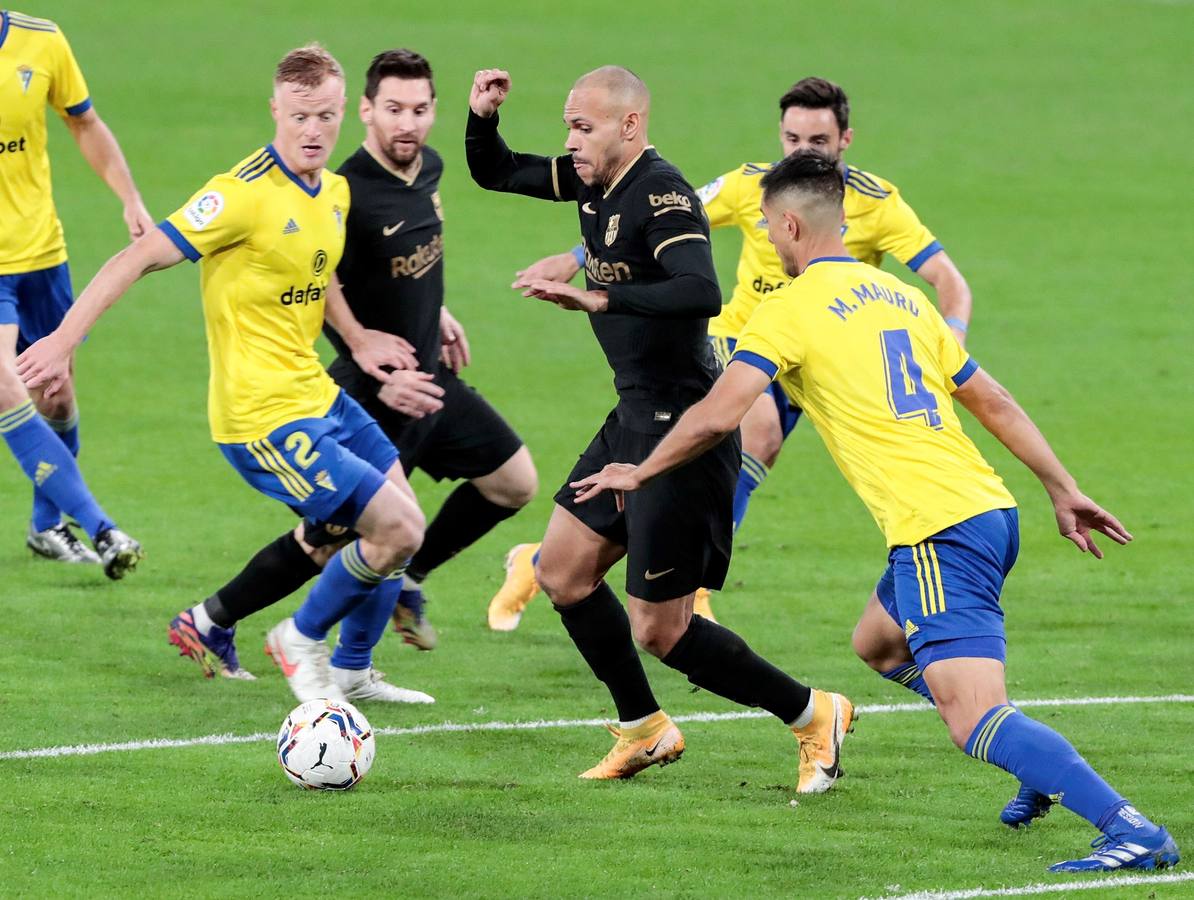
[65,108,153,240]
[324,274,418,377]
[952,368,1132,557]
[572,361,769,508]
[16,229,183,397]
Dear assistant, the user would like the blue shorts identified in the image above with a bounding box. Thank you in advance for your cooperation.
[0,262,75,353]
[711,335,803,439]
[876,507,1020,668]
[219,391,399,527]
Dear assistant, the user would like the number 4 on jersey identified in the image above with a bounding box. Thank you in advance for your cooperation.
[880,329,943,429]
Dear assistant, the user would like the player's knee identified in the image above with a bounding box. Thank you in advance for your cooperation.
[476,448,538,508]
[0,361,27,408]
[630,615,684,659]
[535,558,591,606]
[32,388,74,421]
[851,622,906,673]
[742,424,782,468]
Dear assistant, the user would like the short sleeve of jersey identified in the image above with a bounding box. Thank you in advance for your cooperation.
[731,296,804,380]
[695,168,740,229]
[47,29,91,117]
[638,174,709,261]
[160,174,255,262]
[875,185,941,272]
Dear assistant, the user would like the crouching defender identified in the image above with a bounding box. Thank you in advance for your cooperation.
[19,44,429,705]
[573,150,1179,874]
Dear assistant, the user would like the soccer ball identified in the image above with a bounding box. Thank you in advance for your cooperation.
[276,698,376,790]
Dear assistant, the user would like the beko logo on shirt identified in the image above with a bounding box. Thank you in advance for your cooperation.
[648,191,692,210]
[279,282,326,305]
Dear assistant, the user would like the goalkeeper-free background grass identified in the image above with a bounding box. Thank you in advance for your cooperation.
[1,1,1191,896]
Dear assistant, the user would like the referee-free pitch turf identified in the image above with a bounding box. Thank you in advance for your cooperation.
[2,2,1191,896]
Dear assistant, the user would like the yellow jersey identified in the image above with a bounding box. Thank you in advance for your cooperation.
[733,257,1013,547]
[161,146,349,444]
[701,162,941,339]
[0,11,91,274]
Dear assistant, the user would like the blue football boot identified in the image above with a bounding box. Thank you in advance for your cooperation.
[1049,826,1179,873]
[1001,784,1056,828]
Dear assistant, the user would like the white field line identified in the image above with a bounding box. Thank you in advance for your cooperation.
[2,693,1192,762]
[866,869,1194,899]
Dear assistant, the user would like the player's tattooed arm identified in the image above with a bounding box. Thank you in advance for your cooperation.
[324,274,418,378]
[16,228,184,398]
[952,368,1132,557]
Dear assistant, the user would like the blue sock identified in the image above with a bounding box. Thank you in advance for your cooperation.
[966,704,1157,836]
[2,401,112,540]
[31,409,80,532]
[881,662,935,704]
[331,574,404,670]
[733,452,769,533]
[293,540,386,641]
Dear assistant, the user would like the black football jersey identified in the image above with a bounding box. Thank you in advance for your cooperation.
[466,112,721,429]
[328,145,446,377]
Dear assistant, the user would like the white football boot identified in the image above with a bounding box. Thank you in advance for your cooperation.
[27,522,101,564]
[332,666,435,704]
[264,618,345,702]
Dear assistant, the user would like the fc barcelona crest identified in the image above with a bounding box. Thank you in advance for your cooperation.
[604,213,620,247]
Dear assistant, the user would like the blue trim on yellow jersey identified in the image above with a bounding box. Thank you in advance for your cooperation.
[266,144,321,198]
[157,221,201,262]
[907,240,944,272]
[730,350,779,380]
[239,157,276,183]
[8,13,57,32]
[743,162,775,177]
[0,12,10,48]
[236,150,269,177]
[844,167,891,200]
[807,255,859,267]
[952,357,979,387]
[65,98,92,117]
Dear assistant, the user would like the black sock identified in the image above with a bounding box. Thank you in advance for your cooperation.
[203,532,321,628]
[555,583,660,722]
[662,615,811,724]
[406,482,519,582]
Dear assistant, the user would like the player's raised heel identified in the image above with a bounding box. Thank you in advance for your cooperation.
[487,542,541,631]
[93,527,144,580]
[793,690,855,794]
[392,584,438,650]
[168,611,216,678]
[1001,784,1055,828]
[26,522,101,564]
[579,711,684,780]
[1048,826,1180,873]
[168,609,256,681]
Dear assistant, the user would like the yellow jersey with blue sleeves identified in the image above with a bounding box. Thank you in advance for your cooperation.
[0,11,92,274]
[701,162,941,340]
[160,145,349,444]
[732,257,1013,547]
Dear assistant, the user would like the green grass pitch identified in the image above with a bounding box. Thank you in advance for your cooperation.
[1,1,1192,896]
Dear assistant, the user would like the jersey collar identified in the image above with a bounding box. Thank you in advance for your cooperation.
[0,12,10,51]
[361,141,423,185]
[601,145,657,199]
[806,256,859,267]
[266,144,322,198]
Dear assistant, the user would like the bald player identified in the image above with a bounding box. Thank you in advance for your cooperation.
[465,66,853,790]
